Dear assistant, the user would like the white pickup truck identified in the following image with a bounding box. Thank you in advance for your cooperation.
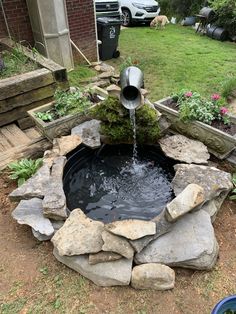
[95,0,121,19]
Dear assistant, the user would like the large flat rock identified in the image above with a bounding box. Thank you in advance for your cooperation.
[71,119,101,148]
[53,248,132,287]
[9,164,50,201]
[135,210,219,270]
[172,164,233,201]
[159,135,210,164]
[12,198,54,236]
[51,209,104,256]
[105,219,156,240]
[131,263,175,290]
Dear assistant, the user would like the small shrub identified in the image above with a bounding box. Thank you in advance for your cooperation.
[8,158,43,186]
[91,96,160,143]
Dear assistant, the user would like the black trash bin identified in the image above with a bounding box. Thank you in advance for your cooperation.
[97,17,121,61]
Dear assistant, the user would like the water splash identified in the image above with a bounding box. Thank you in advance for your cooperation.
[64,145,175,223]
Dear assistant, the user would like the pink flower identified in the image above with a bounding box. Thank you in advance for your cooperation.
[220,107,229,115]
[185,91,192,97]
[211,93,220,101]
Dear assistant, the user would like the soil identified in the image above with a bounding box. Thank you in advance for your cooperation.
[0,167,236,314]
[163,98,236,136]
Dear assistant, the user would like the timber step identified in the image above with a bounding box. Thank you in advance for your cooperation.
[0,124,51,170]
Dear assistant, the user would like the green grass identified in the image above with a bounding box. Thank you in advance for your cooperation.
[68,65,96,87]
[109,25,236,101]
[0,48,38,79]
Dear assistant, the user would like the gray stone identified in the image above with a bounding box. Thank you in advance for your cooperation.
[105,220,156,240]
[12,198,54,236]
[88,80,110,89]
[131,264,175,290]
[158,115,171,135]
[9,164,50,201]
[95,63,115,73]
[135,210,219,270]
[53,248,132,287]
[141,88,149,97]
[51,208,104,256]
[51,220,65,232]
[202,190,229,222]
[159,135,210,164]
[71,119,101,149]
[89,251,122,265]
[43,150,60,168]
[172,164,233,201]
[52,135,82,156]
[98,71,115,79]
[31,228,52,241]
[102,230,134,259]
[106,84,121,98]
[31,220,64,242]
[165,184,205,222]
[43,156,68,221]
[130,211,172,253]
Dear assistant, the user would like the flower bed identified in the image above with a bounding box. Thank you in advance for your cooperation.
[28,87,106,141]
[154,91,236,159]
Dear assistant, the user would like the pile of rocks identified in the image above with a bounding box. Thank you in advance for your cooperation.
[9,123,233,290]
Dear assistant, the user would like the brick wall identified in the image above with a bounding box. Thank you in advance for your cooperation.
[0,0,97,62]
[66,0,98,62]
[0,0,33,44]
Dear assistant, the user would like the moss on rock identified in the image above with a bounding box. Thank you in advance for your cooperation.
[91,96,160,144]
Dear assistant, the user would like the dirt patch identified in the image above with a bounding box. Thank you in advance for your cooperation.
[0,170,236,314]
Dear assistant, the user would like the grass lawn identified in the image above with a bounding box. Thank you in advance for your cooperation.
[108,24,236,101]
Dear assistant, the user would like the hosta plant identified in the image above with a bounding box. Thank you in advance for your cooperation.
[8,158,43,186]
[172,90,230,125]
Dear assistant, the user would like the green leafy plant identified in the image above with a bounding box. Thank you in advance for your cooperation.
[119,56,141,73]
[8,158,43,186]
[35,111,54,122]
[35,88,93,122]
[209,0,236,36]
[172,89,231,125]
[91,96,160,143]
[0,46,38,79]
[229,173,236,200]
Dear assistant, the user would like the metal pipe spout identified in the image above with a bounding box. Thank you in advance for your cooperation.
[120,66,144,110]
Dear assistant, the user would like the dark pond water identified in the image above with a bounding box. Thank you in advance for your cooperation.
[63,144,175,223]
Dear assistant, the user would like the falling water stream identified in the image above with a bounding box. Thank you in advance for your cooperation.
[129,109,137,164]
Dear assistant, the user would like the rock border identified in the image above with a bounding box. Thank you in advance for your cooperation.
[9,122,233,289]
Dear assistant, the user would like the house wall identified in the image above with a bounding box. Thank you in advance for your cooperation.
[0,0,33,44]
[66,0,98,62]
[0,0,97,62]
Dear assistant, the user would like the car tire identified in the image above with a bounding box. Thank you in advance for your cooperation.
[122,9,132,27]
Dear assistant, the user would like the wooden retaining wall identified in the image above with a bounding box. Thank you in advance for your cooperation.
[0,38,69,129]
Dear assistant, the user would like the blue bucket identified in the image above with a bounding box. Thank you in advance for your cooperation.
[212,295,236,314]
